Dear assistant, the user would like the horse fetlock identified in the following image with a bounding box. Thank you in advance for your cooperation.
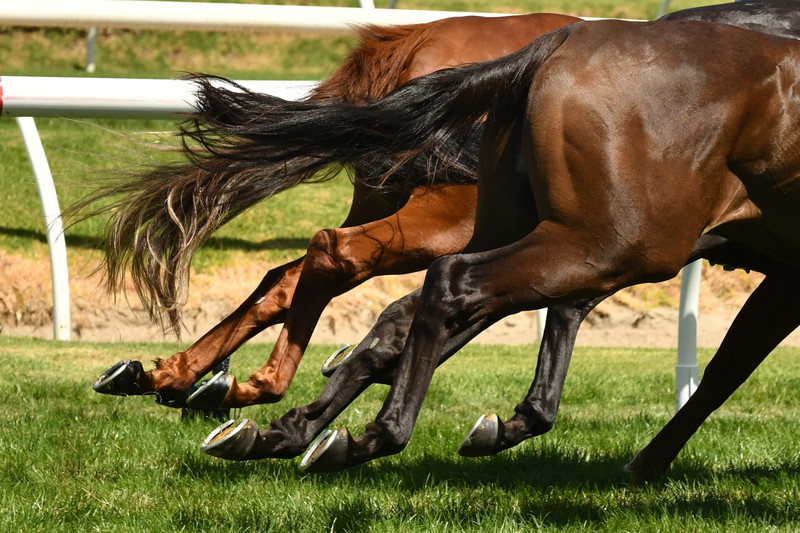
[151,353,204,391]
[232,375,288,406]
[623,449,670,485]
[514,404,556,436]
[364,421,409,456]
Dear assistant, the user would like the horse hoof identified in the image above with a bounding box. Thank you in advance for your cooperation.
[186,371,233,409]
[622,455,664,485]
[92,360,146,396]
[200,418,259,460]
[299,428,352,473]
[321,344,354,377]
[623,460,648,485]
[458,413,502,457]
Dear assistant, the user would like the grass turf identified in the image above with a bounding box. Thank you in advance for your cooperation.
[2,337,800,531]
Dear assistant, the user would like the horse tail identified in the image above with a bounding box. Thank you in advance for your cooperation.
[189,22,576,190]
[312,23,433,104]
[71,102,356,336]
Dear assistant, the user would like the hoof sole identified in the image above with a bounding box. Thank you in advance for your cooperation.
[299,428,351,473]
[321,344,354,377]
[458,413,501,457]
[186,371,233,409]
[92,360,146,396]
[200,418,259,460]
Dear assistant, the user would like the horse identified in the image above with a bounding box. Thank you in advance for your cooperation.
[91,1,800,413]
[193,0,800,457]
[297,0,800,464]
[85,12,580,408]
[194,18,800,483]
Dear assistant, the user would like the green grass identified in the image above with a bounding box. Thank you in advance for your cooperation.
[2,336,800,531]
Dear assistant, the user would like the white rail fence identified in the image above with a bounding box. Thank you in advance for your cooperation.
[3,1,516,32]
[0,2,696,411]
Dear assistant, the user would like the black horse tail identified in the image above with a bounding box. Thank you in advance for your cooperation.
[189,23,575,192]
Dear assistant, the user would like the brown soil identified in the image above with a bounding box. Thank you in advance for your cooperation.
[3,249,800,348]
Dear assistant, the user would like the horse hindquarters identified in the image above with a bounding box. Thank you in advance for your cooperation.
[299,21,756,470]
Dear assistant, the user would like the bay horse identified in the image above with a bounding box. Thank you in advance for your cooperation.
[196,18,800,483]
[86,12,580,408]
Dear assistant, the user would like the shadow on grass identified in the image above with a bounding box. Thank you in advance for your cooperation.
[175,445,800,529]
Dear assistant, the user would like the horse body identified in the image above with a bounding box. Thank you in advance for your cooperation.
[534,21,795,261]
[385,20,800,480]
[200,19,800,481]
[527,20,791,266]
[314,14,577,103]
[660,0,800,34]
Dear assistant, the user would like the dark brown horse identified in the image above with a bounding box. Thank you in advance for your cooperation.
[197,18,800,482]
[86,12,580,408]
[90,3,800,481]
[193,0,800,465]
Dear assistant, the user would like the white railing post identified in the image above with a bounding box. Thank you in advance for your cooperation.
[536,308,547,344]
[657,0,671,18]
[676,259,702,411]
[16,116,71,341]
[86,27,97,73]
[359,0,376,8]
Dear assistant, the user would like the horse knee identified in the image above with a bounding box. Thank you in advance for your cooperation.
[304,229,358,286]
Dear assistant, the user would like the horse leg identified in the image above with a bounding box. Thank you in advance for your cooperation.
[297,215,691,471]
[93,183,404,404]
[199,297,416,460]
[625,271,800,484]
[92,259,304,401]
[458,297,600,456]
[201,284,507,461]
[191,185,477,408]
[456,236,765,456]
[201,114,528,409]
